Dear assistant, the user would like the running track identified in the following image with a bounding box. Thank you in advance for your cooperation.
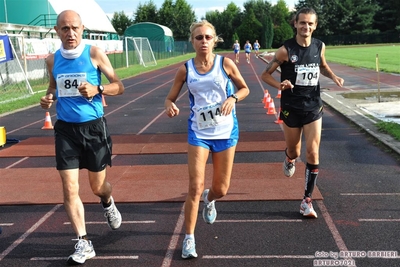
[0,52,400,267]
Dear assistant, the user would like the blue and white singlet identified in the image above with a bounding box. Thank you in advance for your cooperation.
[53,44,103,123]
[186,55,239,140]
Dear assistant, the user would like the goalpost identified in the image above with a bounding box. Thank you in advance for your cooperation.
[0,33,33,105]
[124,37,157,68]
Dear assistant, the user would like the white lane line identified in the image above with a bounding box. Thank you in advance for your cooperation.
[249,61,269,94]
[137,89,187,136]
[104,79,175,118]
[354,110,376,123]
[215,219,302,223]
[341,193,400,196]
[161,203,185,267]
[322,92,334,98]
[4,157,29,169]
[359,219,400,222]
[63,220,155,225]
[0,204,62,261]
[316,200,355,264]
[203,254,314,259]
[0,223,14,226]
[31,255,138,261]
[123,68,176,89]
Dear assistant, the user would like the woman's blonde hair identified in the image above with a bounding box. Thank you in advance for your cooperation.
[189,20,222,46]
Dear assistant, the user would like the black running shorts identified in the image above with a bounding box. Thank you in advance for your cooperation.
[54,117,112,172]
[280,106,323,128]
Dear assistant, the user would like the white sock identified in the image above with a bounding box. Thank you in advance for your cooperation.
[203,190,210,204]
[185,234,194,241]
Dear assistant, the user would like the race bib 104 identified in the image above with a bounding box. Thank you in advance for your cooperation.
[295,65,319,87]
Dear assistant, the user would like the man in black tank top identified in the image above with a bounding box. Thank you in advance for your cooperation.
[261,7,344,218]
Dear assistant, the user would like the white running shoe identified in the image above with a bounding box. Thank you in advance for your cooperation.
[67,239,95,264]
[283,157,296,177]
[181,238,198,259]
[103,196,122,230]
[300,197,318,218]
[202,189,217,224]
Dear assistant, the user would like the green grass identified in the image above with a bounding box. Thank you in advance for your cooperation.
[325,44,400,73]
[376,121,400,141]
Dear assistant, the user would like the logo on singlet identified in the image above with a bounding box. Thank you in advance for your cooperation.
[189,78,199,84]
[290,55,298,63]
[213,77,223,87]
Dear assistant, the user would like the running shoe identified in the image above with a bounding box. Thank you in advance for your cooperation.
[181,238,198,259]
[103,196,122,230]
[67,239,95,265]
[202,189,217,224]
[300,197,318,218]
[283,157,296,177]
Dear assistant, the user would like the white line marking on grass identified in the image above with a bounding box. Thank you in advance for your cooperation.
[0,204,62,261]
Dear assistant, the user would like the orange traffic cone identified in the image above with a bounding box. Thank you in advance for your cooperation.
[264,94,272,109]
[262,90,269,103]
[102,95,108,107]
[41,111,54,130]
[274,108,283,124]
[267,99,277,115]
[276,89,281,98]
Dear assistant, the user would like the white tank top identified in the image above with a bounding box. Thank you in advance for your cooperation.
[186,55,237,139]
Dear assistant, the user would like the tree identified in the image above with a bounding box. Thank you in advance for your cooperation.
[269,0,291,48]
[263,15,274,49]
[157,0,174,27]
[243,0,273,49]
[134,0,158,23]
[272,21,293,48]
[169,0,196,40]
[350,0,380,34]
[373,0,400,32]
[206,2,242,50]
[236,9,263,46]
[111,11,133,36]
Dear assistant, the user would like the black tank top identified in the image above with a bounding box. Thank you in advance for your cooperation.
[280,37,323,111]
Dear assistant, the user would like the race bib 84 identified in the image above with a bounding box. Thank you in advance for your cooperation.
[56,73,87,97]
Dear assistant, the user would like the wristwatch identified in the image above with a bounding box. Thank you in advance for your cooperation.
[97,85,104,94]
[230,93,238,103]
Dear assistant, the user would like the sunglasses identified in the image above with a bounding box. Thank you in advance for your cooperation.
[194,34,214,41]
